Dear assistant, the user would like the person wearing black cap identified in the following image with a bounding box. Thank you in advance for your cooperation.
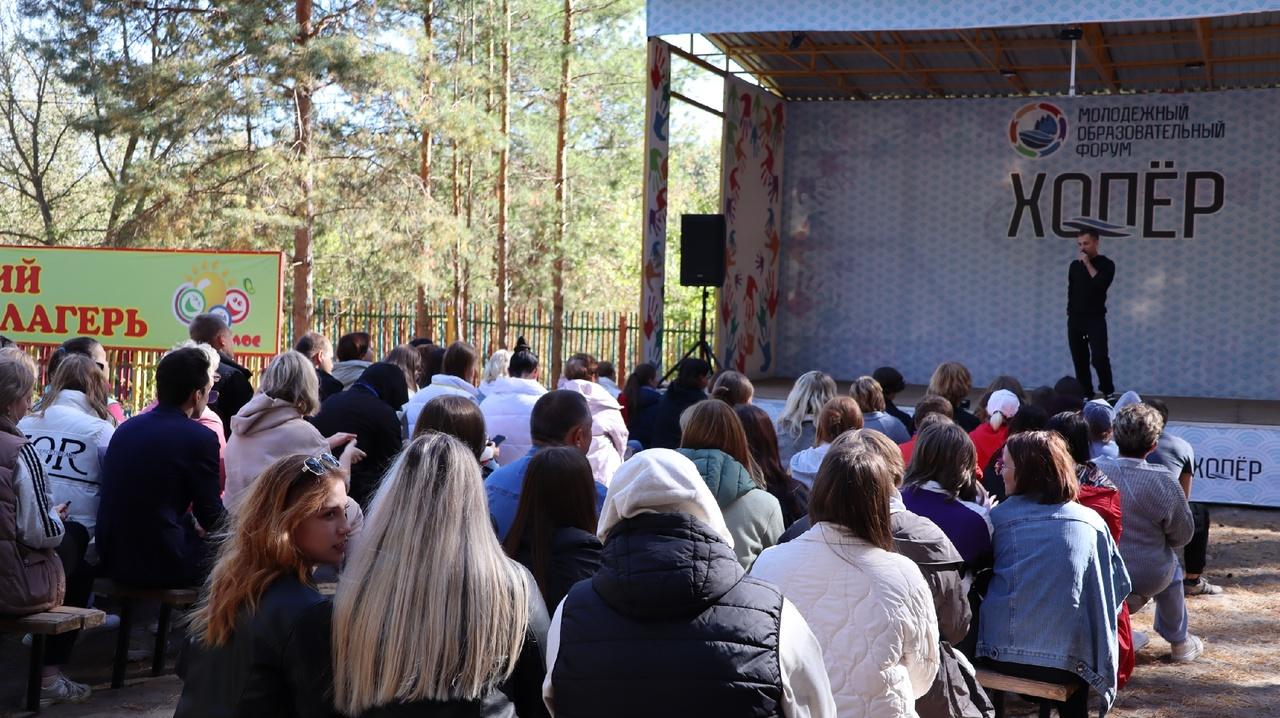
[873,366,915,437]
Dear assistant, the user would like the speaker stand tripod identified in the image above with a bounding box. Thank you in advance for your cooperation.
[664,286,719,382]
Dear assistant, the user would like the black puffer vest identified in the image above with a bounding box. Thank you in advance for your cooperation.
[552,512,784,718]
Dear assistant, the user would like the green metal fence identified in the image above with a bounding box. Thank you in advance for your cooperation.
[24,300,709,416]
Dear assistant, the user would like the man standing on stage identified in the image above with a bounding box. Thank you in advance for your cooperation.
[1068,228,1116,398]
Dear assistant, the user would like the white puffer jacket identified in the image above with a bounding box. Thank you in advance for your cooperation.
[479,377,547,466]
[19,391,116,547]
[557,378,628,486]
[751,522,940,718]
[402,374,480,438]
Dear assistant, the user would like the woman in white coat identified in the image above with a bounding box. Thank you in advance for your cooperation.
[556,353,627,486]
[479,342,547,466]
[752,438,940,718]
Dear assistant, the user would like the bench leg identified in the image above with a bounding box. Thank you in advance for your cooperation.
[112,600,133,689]
[27,633,46,713]
[1039,700,1052,718]
[992,689,1005,718]
[151,603,172,677]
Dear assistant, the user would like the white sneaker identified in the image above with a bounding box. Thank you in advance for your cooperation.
[1131,630,1150,651]
[1171,634,1205,662]
[40,674,91,707]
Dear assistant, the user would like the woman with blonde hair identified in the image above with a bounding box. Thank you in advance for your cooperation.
[678,400,783,568]
[224,351,360,510]
[479,349,512,401]
[1,347,87,705]
[775,370,838,466]
[927,361,980,431]
[175,451,354,718]
[789,395,863,491]
[331,433,549,716]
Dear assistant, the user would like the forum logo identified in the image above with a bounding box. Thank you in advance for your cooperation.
[1009,102,1068,158]
[172,261,253,329]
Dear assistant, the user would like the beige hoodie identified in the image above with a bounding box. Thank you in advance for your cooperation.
[223,393,329,511]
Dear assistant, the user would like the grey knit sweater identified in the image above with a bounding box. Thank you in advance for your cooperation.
[1094,456,1194,596]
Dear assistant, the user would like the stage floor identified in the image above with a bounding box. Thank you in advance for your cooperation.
[752,378,1280,427]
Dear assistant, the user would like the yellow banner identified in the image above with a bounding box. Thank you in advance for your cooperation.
[0,246,283,354]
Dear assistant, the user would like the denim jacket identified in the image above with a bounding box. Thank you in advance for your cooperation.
[977,496,1131,713]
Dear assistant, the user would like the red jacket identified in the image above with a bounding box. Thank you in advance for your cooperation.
[968,423,1008,474]
[1077,476,1133,691]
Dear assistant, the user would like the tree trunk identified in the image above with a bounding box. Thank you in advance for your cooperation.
[495,0,511,349]
[414,3,434,340]
[551,0,572,383]
[291,0,315,340]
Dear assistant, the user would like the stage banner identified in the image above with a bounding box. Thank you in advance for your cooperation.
[778,89,1280,400]
[719,77,785,377]
[648,1,1280,36]
[640,39,671,370]
[1172,422,1280,508]
[0,246,283,355]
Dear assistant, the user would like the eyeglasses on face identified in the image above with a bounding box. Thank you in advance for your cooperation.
[303,453,341,476]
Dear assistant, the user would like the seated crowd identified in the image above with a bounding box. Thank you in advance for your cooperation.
[0,317,1220,717]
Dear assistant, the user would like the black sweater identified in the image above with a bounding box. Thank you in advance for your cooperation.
[1067,254,1115,316]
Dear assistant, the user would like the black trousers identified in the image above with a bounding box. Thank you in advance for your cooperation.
[48,521,94,666]
[1068,314,1114,396]
[1185,502,1211,575]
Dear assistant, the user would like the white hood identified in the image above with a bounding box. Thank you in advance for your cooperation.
[598,449,733,547]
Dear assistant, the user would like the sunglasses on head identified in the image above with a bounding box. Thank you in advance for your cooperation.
[303,453,341,476]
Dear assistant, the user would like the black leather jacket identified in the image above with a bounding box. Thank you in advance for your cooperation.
[175,574,337,718]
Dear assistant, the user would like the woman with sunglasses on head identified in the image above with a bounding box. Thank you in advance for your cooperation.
[175,451,354,718]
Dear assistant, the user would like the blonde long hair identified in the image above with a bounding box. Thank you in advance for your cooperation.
[38,354,115,424]
[188,455,345,646]
[776,370,837,439]
[331,433,529,714]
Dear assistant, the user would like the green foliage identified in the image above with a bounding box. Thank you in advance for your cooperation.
[1,0,720,319]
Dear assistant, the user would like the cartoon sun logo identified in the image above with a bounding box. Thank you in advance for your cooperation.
[172,260,251,328]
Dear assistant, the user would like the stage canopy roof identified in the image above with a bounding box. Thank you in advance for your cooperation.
[651,2,1280,100]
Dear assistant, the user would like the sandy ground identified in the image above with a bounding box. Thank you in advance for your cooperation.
[3,506,1276,718]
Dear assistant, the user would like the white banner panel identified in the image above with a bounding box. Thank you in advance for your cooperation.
[777,89,1280,399]
[1173,422,1280,507]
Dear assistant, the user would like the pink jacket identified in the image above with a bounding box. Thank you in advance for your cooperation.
[557,378,629,486]
[223,394,328,511]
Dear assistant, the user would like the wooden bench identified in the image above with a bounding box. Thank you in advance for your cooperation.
[92,579,199,689]
[0,606,106,713]
[976,668,1080,718]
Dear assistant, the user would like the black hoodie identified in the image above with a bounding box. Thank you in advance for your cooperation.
[308,363,408,507]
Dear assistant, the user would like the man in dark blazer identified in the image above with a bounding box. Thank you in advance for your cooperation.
[188,313,254,438]
[96,347,226,588]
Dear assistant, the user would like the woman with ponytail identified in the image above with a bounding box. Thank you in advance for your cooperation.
[968,389,1020,471]
[176,448,356,717]
[710,371,754,406]
[788,396,863,491]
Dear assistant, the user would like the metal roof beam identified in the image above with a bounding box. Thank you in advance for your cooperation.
[853,31,942,97]
[1195,19,1216,90]
[1081,24,1121,92]
[959,29,1029,94]
[889,30,947,96]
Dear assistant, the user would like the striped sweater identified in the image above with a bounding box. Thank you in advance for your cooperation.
[13,442,65,549]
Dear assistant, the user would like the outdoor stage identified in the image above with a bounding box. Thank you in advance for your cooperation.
[639,4,1280,508]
